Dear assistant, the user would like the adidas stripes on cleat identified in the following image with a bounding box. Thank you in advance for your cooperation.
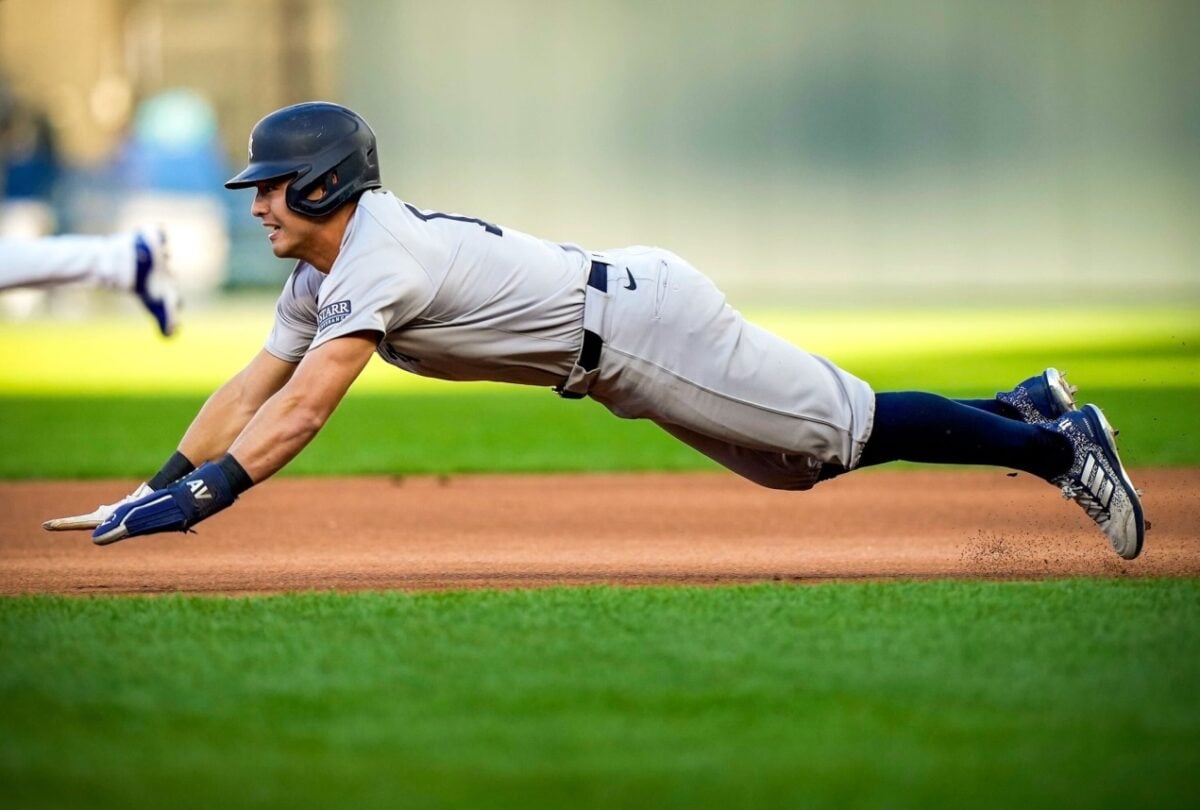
[1049,404,1145,560]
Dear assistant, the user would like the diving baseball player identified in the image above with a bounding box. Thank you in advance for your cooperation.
[0,230,179,336]
[44,102,1145,559]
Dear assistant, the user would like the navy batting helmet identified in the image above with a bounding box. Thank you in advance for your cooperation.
[225,102,381,217]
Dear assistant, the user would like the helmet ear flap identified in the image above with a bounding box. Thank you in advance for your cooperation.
[283,168,328,217]
[286,169,340,217]
[288,152,378,217]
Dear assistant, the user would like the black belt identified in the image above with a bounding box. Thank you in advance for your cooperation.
[557,260,607,399]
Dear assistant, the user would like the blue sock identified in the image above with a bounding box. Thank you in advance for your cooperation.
[955,398,1021,420]
[852,392,1072,479]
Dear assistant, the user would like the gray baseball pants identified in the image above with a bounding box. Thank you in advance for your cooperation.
[560,246,876,490]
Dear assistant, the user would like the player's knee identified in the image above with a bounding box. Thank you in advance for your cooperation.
[724,454,824,491]
[740,469,818,492]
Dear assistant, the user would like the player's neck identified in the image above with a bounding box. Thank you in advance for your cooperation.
[304,201,358,274]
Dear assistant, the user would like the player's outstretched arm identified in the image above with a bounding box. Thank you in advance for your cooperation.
[91,333,377,545]
[42,349,297,533]
[177,348,300,467]
[227,332,377,482]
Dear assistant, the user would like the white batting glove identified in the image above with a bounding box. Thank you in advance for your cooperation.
[42,483,155,531]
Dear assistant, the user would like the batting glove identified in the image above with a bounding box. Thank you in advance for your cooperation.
[43,483,154,531]
[92,462,237,545]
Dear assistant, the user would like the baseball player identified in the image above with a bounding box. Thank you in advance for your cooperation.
[44,102,1145,559]
[0,229,179,336]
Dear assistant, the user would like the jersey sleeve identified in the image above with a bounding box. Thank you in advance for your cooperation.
[308,250,434,351]
[264,266,319,362]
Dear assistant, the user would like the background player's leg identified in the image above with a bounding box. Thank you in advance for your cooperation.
[0,234,136,291]
[0,232,177,336]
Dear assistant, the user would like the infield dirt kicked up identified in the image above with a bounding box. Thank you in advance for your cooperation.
[2,469,1197,595]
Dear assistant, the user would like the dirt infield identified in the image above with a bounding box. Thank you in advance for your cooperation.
[1,469,1197,595]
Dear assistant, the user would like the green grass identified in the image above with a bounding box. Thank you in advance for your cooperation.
[1,580,1197,809]
[2,304,1195,396]
[0,304,1195,475]
[1,304,1195,477]
[0,384,1196,479]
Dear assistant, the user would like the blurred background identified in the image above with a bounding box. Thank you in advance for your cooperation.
[1,0,1197,310]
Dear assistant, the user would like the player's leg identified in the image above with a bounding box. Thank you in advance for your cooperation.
[842,391,1144,559]
[0,233,134,290]
[580,248,1141,556]
[815,371,1078,481]
[657,387,1143,559]
[584,247,874,472]
[655,421,824,490]
[831,369,1079,477]
[654,390,1072,491]
[0,231,178,336]
[585,251,1071,481]
[836,391,1073,479]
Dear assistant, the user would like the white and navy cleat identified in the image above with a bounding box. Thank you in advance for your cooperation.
[133,229,181,337]
[1049,404,1145,560]
[998,367,1078,424]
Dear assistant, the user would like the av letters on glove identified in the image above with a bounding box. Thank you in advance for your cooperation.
[91,462,237,545]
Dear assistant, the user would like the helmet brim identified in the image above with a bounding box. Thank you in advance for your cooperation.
[224,161,303,189]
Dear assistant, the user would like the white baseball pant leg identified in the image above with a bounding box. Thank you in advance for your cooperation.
[0,234,136,292]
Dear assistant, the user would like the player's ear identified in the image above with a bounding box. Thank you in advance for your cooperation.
[305,171,339,202]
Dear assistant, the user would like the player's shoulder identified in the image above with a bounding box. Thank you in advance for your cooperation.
[270,261,322,326]
[351,189,406,228]
[341,189,421,248]
[357,190,468,234]
[337,189,443,276]
[280,261,324,302]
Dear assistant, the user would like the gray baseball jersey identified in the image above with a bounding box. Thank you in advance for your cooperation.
[266,190,875,488]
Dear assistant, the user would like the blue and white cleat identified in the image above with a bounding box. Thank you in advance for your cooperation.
[998,367,1078,424]
[133,229,180,337]
[1049,404,1145,560]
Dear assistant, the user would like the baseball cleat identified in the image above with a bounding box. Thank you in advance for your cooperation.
[1049,404,1145,560]
[134,229,181,337]
[998,367,1078,424]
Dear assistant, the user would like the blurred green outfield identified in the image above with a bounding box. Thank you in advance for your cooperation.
[0,302,1196,477]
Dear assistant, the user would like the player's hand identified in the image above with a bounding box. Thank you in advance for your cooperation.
[91,463,238,545]
[42,483,155,531]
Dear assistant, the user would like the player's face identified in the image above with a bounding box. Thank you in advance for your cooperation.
[250,179,325,262]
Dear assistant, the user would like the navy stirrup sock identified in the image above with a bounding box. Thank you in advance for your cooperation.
[855,391,1072,480]
[954,398,1021,420]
